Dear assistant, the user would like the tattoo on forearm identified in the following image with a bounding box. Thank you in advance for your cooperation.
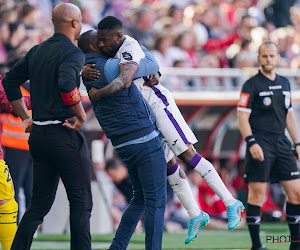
[100,63,138,97]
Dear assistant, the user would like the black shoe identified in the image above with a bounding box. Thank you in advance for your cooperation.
[251,246,268,250]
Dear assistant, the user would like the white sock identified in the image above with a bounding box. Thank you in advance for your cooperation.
[167,166,201,219]
[193,157,236,207]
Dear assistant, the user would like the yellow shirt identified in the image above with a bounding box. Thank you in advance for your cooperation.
[0,159,14,200]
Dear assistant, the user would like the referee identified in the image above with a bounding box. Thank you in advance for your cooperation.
[237,41,300,250]
[3,4,92,250]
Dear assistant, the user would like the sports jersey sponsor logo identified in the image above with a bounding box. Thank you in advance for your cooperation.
[238,92,250,107]
[269,85,282,90]
[259,91,273,96]
[263,97,271,106]
[291,171,299,176]
[122,52,133,61]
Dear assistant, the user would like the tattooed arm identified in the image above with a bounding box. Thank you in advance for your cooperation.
[89,63,138,101]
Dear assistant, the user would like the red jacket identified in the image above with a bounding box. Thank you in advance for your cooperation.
[0,75,31,159]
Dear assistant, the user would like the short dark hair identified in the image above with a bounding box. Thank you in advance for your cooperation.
[97,16,123,31]
[78,30,97,53]
[258,41,279,54]
[20,3,35,19]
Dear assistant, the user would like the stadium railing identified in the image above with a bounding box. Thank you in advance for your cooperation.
[80,67,300,105]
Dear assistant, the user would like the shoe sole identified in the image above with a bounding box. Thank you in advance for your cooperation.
[185,219,210,244]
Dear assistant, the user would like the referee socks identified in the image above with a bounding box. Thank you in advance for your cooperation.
[286,202,300,249]
[246,203,262,249]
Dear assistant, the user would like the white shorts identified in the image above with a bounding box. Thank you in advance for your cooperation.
[134,79,198,159]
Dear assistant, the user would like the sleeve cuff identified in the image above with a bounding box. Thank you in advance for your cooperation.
[60,87,81,105]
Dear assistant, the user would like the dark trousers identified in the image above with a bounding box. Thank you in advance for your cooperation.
[110,136,167,250]
[11,124,93,250]
[4,147,33,221]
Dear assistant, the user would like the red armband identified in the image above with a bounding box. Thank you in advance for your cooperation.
[237,92,250,107]
[60,87,81,105]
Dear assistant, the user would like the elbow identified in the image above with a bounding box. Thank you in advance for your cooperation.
[148,60,160,74]
[153,63,160,74]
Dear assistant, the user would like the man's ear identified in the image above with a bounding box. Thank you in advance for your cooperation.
[71,19,77,28]
[116,31,123,41]
[89,43,98,53]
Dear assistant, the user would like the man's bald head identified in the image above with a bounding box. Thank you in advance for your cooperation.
[52,3,82,39]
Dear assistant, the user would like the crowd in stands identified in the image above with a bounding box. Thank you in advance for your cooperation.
[1,0,300,90]
[0,0,296,232]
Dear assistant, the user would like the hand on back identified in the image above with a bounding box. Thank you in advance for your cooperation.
[82,64,100,81]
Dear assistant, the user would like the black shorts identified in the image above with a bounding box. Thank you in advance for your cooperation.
[244,133,300,183]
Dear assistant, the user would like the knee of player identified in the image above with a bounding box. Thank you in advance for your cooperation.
[248,188,267,206]
[248,194,266,207]
[178,167,187,179]
[179,147,197,163]
[287,189,300,204]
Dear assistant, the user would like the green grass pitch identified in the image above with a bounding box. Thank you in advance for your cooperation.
[28,223,291,250]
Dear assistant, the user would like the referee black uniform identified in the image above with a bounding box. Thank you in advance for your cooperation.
[3,33,92,249]
[238,61,300,250]
[238,70,299,183]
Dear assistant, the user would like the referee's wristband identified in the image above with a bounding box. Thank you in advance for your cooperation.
[245,135,257,147]
[294,142,300,148]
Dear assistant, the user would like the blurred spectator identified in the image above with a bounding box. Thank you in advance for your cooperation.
[125,4,157,48]
[197,53,227,90]
[201,6,227,39]
[167,4,184,26]
[105,158,132,204]
[270,27,295,63]
[19,3,37,29]
[0,21,9,63]
[104,158,144,232]
[233,50,257,70]
[1,0,300,73]
[238,15,258,41]
[189,4,209,49]
[264,0,295,28]
[166,30,198,67]
[163,60,194,91]
[291,56,300,86]
[80,8,95,34]
[0,6,18,24]
[7,21,26,53]
[151,33,172,67]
